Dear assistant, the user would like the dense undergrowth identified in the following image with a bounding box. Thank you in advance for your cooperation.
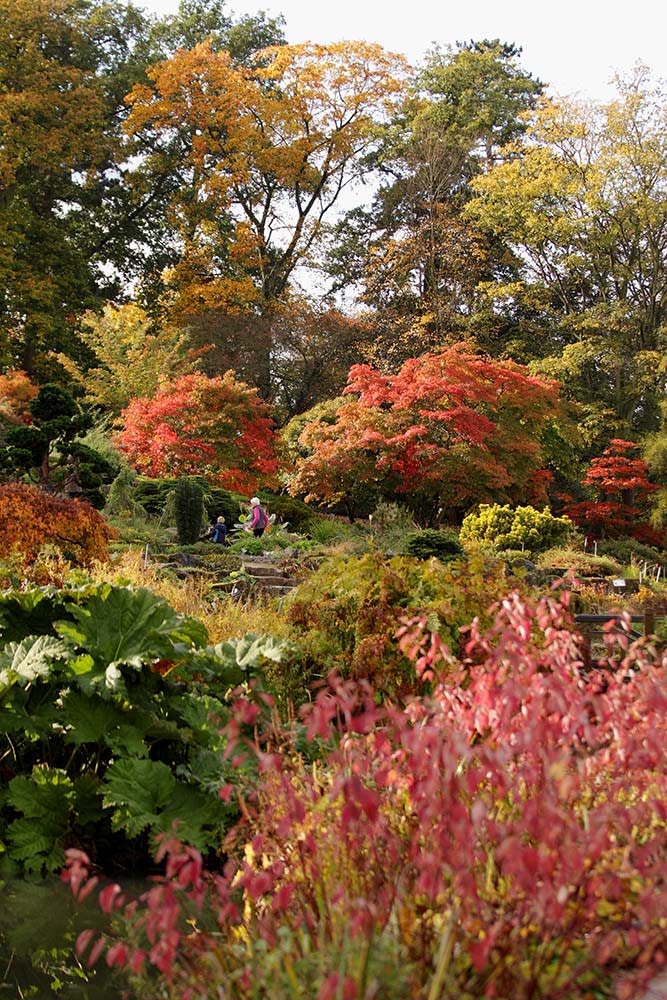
[66,589,667,1000]
[3,487,667,996]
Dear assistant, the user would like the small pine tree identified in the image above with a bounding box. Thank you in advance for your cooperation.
[174,477,204,544]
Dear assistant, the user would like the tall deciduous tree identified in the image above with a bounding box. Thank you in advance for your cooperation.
[326,40,543,365]
[115,372,278,492]
[53,304,204,415]
[466,69,667,448]
[123,40,408,395]
[0,0,158,373]
[187,299,371,421]
[285,344,561,523]
[0,0,284,377]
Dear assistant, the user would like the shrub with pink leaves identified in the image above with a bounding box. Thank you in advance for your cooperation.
[65,589,667,999]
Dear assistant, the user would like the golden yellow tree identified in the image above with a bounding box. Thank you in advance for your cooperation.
[124,41,408,359]
[53,304,203,415]
[466,69,667,444]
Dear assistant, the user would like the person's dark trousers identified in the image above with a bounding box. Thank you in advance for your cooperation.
[253,528,265,538]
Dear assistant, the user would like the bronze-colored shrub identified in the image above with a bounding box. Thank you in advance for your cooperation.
[0,483,114,567]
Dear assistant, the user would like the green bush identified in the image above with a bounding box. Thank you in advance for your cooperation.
[203,486,244,526]
[0,584,293,874]
[132,476,172,514]
[402,528,463,561]
[260,493,317,532]
[226,532,311,556]
[537,547,623,577]
[460,504,572,554]
[105,465,140,516]
[174,477,204,545]
[597,538,666,567]
[134,477,242,526]
[306,517,365,545]
[285,550,524,699]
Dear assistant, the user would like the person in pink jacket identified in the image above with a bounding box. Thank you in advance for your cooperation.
[248,497,268,537]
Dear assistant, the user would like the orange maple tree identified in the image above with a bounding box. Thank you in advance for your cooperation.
[286,344,561,522]
[0,369,38,424]
[0,483,113,566]
[124,41,408,321]
[115,371,278,492]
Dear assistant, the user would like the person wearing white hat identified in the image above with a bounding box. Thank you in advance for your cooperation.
[248,497,268,537]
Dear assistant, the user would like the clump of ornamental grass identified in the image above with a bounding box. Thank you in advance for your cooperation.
[537,545,623,577]
[66,589,667,1000]
[86,548,291,643]
[201,597,292,645]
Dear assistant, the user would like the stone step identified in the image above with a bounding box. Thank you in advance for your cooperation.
[238,558,300,597]
[262,584,295,597]
[242,562,285,577]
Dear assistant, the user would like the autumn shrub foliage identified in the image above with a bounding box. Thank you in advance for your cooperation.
[0,369,38,425]
[0,483,113,566]
[286,344,561,522]
[115,372,278,493]
[67,588,667,999]
[283,550,514,696]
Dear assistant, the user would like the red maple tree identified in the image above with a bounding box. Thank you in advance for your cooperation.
[564,439,661,544]
[287,344,561,521]
[115,372,278,493]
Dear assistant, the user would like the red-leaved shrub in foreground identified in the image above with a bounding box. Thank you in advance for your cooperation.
[65,590,667,999]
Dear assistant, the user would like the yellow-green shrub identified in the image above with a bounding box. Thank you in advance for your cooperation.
[460,503,572,554]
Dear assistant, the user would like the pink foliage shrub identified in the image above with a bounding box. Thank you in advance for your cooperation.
[65,589,667,999]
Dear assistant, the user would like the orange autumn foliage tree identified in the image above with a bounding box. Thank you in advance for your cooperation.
[0,483,113,566]
[124,41,408,321]
[115,372,278,492]
[0,369,38,425]
[286,344,561,523]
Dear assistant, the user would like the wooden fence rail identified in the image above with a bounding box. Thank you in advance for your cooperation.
[574,612,663,669]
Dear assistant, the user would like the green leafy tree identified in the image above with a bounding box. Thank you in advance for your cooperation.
[0,384,116,507]
[147,0,286,63]
[326,40,543,366]
[0,0,166,375]
[466,68,667,448]
[54,303,204,415]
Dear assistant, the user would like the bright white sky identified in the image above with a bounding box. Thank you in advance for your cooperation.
[140,0,666,101]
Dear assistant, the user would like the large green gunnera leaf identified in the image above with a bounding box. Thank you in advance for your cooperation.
[0,635,67,693]
[6,768,75,873]
[55,586,208,672]
[102,757,226,850]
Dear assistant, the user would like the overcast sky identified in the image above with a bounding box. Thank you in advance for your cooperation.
[140,0,666,101]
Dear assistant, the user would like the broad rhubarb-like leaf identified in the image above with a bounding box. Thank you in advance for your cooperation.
[0,635,67,691]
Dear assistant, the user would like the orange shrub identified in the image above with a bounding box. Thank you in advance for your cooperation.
[0,369,38,424]
[0,483,114,566]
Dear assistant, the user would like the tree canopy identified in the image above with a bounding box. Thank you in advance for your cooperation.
[285,345,562,523]
[1,6,666,535]
[115,371,278,493]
